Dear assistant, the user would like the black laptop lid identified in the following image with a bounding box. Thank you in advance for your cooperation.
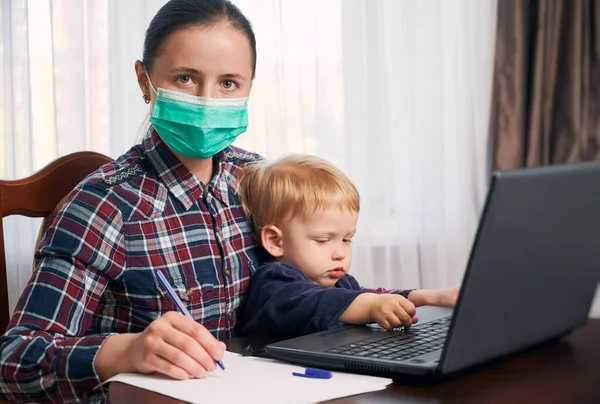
[440,162,600,374]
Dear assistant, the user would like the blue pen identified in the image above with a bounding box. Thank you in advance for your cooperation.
[154,269,226,371]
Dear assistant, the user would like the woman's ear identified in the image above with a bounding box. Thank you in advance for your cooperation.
[134,60,151,103]
[261,225,284,258]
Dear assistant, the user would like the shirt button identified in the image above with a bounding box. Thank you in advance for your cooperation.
[186,289,193,297]
[215,225,222,233]
[224,268,231,276]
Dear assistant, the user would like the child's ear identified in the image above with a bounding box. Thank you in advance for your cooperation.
[261,225,284,258]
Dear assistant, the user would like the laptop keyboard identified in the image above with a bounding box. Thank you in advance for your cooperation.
[324,317,451,361]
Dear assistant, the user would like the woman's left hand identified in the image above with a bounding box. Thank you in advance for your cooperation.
[436,287,460,307]
[408,287,460,307]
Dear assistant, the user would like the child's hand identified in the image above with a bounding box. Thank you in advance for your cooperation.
[408,287,460,307]
[369,294,419,329]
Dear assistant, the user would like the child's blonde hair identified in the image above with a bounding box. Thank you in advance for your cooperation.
[238,154,360,238]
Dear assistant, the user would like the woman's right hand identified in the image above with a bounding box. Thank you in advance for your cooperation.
[95,312,225,381]
[130,311,226,379]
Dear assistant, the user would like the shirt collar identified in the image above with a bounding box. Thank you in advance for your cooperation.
[142,126,232,210]
[210,151,235,207]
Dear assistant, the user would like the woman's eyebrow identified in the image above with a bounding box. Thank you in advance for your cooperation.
[169,66,202,75]
[220,73,247,82]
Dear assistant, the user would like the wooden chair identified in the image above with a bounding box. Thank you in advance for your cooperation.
[0,151,113,333]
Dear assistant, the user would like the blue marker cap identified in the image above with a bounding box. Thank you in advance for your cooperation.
[292,368,332,379]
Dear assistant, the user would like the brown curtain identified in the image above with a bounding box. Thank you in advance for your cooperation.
[491,0,600,170]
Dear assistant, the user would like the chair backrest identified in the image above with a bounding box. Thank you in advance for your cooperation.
[0,151,113,333]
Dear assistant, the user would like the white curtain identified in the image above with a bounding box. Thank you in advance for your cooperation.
[2,0,598,317]
[1,0,166,310]
[234,0,496,291]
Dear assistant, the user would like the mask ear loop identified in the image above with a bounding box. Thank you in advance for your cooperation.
[143,64,158,95]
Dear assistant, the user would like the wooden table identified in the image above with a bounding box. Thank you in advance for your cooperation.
[109,319,600,403]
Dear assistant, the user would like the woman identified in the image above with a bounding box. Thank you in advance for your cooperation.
[0,1,266,402]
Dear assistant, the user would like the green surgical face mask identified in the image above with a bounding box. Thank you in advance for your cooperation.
[148,85,249,160]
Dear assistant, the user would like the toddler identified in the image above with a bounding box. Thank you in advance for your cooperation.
[236,154,458,338]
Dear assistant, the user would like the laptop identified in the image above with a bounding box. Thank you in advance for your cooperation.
[265,161,600,379]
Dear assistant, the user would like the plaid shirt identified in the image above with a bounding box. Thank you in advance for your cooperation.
[0,128,266,403]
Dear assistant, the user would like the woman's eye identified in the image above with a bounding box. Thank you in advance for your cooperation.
[177,76,192,84]
[343,238,353,243]
[315,239,329,244]
[222,80,237,90]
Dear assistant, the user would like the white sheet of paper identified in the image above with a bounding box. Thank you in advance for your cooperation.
[106,351,392,404]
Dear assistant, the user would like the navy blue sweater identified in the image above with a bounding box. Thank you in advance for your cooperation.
[237,261,412,338]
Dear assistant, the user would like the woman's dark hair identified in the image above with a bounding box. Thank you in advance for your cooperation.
[142,0,257,78]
